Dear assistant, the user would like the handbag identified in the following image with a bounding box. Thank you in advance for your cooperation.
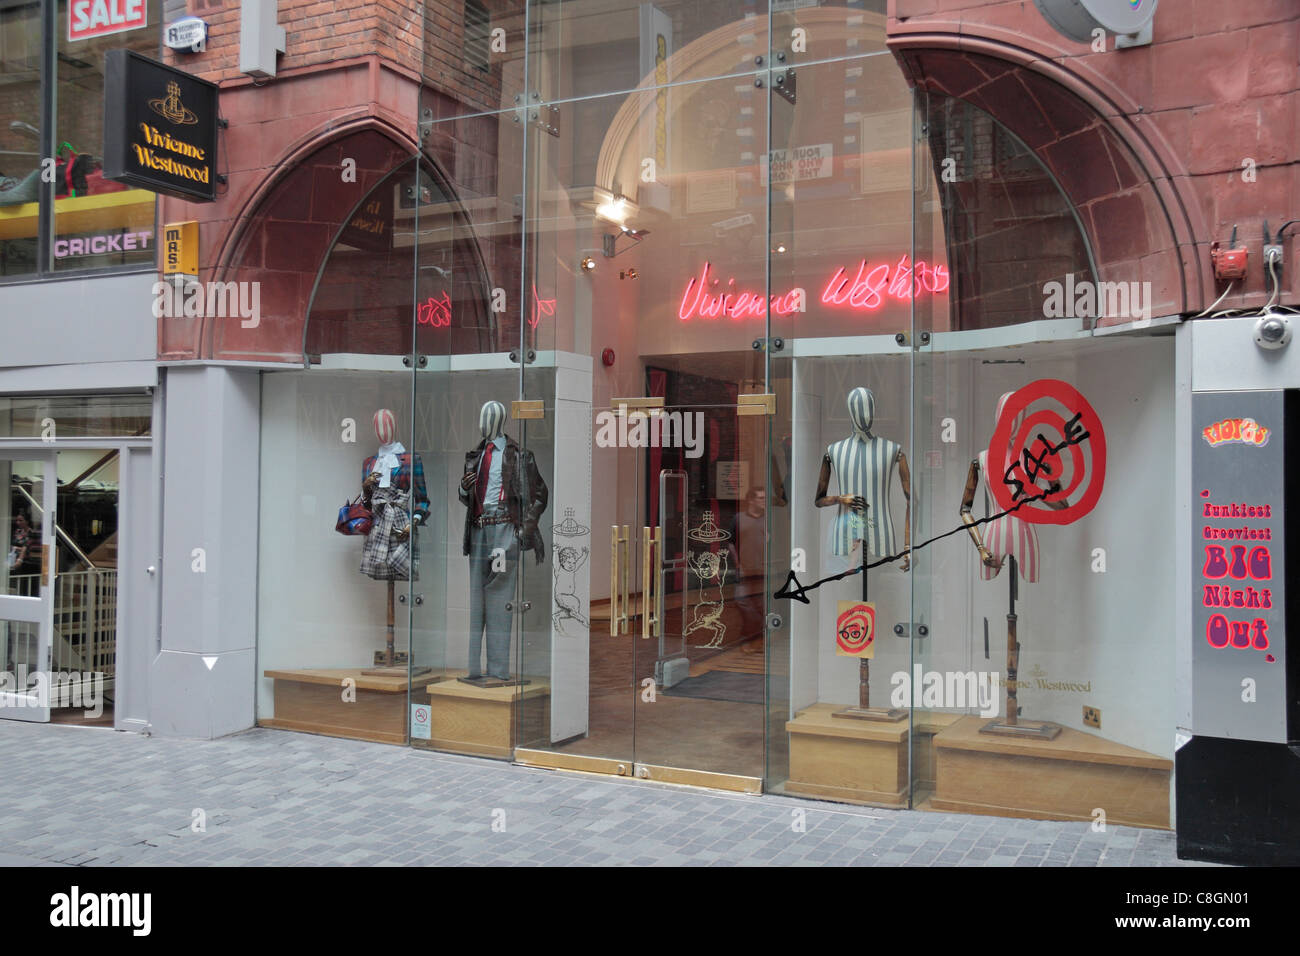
[335,495,373,536]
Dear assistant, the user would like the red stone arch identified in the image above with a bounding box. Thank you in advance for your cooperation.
[890,28,1211,321]
[199,118,420,362]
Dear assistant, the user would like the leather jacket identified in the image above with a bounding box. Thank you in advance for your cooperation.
[460,437,549,563]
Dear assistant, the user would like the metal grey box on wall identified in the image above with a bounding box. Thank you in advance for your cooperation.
[1191,390,1291,743]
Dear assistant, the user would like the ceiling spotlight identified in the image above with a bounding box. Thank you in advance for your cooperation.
[580,256,596,273]
[596,194,629,225]
[620,268,638,280]
[776,244,787,253]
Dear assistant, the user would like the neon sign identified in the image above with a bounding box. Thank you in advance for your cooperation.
[821,255,949,310]
[678,256,948,322]
[416,285,556,330]
[417,291,451,327]
[678,263,805,321]
[530,285,556,330]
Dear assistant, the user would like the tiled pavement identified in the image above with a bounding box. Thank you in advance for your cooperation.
[0,722,1210,866]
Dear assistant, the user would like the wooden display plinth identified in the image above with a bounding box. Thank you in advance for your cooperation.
[930,715,1173,829]
[784,703,910,807]
[260,668,448,745]
[422,673,550,759]
[909,711,964,792]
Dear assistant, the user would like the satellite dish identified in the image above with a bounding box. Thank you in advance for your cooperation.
[1033,0,1158,44]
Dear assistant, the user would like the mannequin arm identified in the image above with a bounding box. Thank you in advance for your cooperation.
[361,462,379,507]
[898,450,911,571]
[458,451,476,506]
[523,450,549,528]
[771,452,788,507]
[959,458,1000,569]
[815,453,863,510]
[409,453,430,525]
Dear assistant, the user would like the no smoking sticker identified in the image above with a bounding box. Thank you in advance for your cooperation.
[410,703,431,740]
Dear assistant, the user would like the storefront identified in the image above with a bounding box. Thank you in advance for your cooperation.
[141,7,1194,832]
[4,0,1296,855]
[1,0,162,734]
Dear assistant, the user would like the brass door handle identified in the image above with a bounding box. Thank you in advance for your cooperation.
[641,525,660,640]
[610,524,631,636]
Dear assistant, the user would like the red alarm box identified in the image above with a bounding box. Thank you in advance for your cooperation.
[1211,241,1248,281]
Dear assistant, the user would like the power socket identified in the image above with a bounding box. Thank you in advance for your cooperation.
[1083,705,1101,729]
[1264,244,1284,276]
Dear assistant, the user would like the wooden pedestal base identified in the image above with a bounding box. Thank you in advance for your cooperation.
[785,703,909,807]
[978,718,1062,740]
[931,715,1173,829]
[260,667,446,744]
[833,705,907,722]
[422,672,550,759]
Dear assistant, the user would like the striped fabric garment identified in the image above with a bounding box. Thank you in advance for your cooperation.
[978,448,1039,582]
[827,433,901,558]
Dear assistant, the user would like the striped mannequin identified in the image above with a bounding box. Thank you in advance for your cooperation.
[977,391,1039,582]
[818,387,906,560]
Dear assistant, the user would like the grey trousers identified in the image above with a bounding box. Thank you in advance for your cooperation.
[467,519,518,680]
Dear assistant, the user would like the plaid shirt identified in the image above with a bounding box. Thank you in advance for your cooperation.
[362,452,430,524]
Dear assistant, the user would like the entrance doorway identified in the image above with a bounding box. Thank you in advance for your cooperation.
[519,362,774,790]
[2,450,119,726]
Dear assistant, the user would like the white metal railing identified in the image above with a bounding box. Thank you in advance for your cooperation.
[5,570,117,680]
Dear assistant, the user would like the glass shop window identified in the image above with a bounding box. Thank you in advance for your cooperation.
[0,0,159,279]
[0,0,42,277]
[53,0,159,272]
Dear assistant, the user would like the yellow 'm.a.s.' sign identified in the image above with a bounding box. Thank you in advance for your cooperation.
[103,50,219,202]
[162,221,198,278]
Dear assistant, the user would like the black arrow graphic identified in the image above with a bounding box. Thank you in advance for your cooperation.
[773,489,1054,604]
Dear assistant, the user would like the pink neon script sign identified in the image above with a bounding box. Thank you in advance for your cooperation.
[678,263,804,321]
[678,256,948,321]
[821,255,949,310]
[417,285,556,329]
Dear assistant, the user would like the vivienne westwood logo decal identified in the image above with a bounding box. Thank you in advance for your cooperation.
[149,81,198,125]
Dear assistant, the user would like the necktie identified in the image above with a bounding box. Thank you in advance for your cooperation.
[475,443,494,516]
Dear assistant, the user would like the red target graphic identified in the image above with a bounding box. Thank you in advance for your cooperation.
[836,602,876,657]
[986,379,1106,526]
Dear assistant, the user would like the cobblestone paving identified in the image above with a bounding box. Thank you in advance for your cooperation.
[0,723,1211,867]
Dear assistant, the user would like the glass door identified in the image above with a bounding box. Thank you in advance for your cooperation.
[514,398,639,775]
[1,454,57,722]
[629,401,769,791]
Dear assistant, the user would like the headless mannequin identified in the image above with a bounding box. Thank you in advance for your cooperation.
[959,390,1066,738]
[459,401,529,687]
[359,408,430,675]
[815,387,910,720]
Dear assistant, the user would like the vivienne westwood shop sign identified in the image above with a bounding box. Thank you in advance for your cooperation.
[102,49,219,202]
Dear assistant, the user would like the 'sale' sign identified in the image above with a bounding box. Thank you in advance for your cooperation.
[69,0,148,42]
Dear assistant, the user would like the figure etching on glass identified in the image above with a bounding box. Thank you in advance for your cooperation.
[684,511,730,649]
[552,508,591,637]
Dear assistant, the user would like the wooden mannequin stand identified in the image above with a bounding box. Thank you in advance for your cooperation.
[833,543,906,723]
[362,579,432,678]
[978,555,1060,740]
